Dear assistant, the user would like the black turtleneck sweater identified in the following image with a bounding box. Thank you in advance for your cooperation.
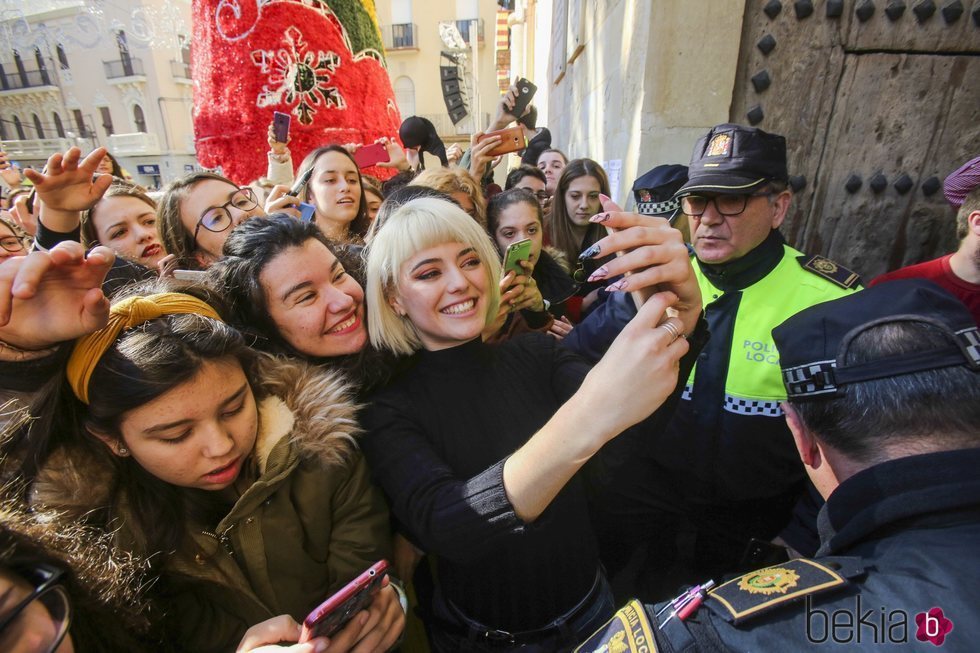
[359,334,599,630]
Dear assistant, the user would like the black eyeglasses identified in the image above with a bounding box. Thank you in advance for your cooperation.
[0,563,71,653]
[192,187,259,245]
[680,191,772,217]
[0,236,25,253]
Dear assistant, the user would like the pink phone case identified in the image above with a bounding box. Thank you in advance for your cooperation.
[300,560,389,642]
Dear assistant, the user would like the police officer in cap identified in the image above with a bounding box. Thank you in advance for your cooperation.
[578,279,980,651]
[612,124,862,596]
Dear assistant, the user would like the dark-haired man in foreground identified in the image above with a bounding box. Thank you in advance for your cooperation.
[580,279,980,651]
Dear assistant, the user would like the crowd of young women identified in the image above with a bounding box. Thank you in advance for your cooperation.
[0,101,703,652]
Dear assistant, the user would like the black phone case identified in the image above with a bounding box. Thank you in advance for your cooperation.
[511,78,537,118]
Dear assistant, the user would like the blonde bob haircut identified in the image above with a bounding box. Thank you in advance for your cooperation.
[366,197,502,356]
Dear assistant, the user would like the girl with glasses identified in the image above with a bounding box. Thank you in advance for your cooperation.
[157,172,267,270]
[0,215,28,260]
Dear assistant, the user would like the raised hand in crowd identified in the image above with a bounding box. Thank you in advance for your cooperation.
[582,194,701,336]
[0,240,114,354]
[490,78,531,131]
[267,121,291,156]
[25,146,113,233]
[0,150,24,190]
[264,183,303,220]
[468,131,501,181]
[373,136,412,172]
[9,189,37,236]
[445,143,463,167]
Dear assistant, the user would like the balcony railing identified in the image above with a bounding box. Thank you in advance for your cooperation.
[171,59,191,79]
[108,132,161,156]
[455,18,485,44]
[0,58,56,91]
[382,23,418,50]
[0,138,75,159]
[103,57,145,80]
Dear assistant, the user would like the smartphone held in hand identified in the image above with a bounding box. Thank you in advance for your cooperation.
[354,143,391,169]
[511,78,537,119]
[272,112,291,143]
[503,238,533,277]
[300,560,390,642]
[478,126,528,158]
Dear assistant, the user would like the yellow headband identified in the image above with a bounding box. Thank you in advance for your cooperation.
[66,293,222,404]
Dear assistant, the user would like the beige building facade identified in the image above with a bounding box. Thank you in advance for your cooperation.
[375,0,506,145]
[513,0,746,205]
[0,0,197,188]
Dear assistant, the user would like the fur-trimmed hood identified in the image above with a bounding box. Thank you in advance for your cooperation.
[32,353,362,516]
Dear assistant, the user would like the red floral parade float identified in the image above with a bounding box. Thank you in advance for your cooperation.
[193,0,402,184]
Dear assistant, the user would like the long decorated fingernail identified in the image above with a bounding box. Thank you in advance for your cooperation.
[606,278,628,292]
[587,266,609,282]
[578,243,601,260]
[599,193,611,203]
[589,212,610,223]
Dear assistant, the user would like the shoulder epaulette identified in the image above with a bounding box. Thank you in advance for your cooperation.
[797,255,861,289]
[706,557,864,625]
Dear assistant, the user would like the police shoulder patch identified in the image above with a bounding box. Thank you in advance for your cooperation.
[706,558,858,625]
[798,255,861,289]
[574,600,657,653]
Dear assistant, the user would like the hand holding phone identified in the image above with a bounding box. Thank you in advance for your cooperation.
[353,143,391,169]
[478,126,527,158]
[300,560,389,642]
[502,238,533,277]
[510,78,537,120]
[272,112,291,144]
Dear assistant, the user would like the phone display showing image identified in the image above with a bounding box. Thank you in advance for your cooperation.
[353,143,390,169]
[300,560,389,642]
[479,126,528,158]
[502,238,533,277]
[273,112,291,143]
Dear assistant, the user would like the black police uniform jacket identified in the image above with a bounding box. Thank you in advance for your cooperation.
[577,447,980,652]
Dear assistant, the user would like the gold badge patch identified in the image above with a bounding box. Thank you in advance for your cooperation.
[737,567,800,595]
[706,133,732,157]
[799,255,861,289]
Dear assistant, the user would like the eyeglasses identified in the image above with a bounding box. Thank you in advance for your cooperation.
[0,563,71,653]
[192,187,259,245]
[680,191,772,217]
[0,236,25,253]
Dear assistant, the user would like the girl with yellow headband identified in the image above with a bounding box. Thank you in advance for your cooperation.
[3,267,404,652]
